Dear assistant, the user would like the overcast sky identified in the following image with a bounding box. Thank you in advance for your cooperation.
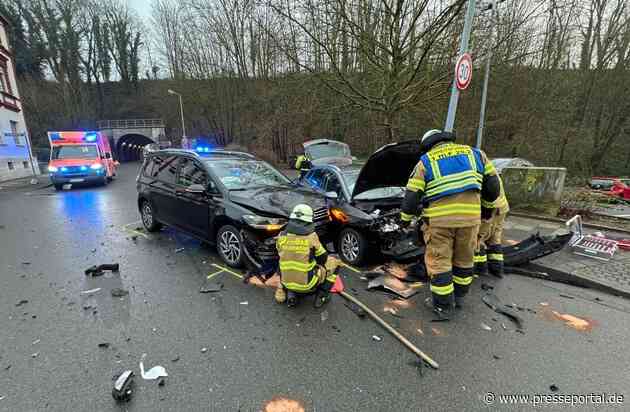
[128,0,152,20]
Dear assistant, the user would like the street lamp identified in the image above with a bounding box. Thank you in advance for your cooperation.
[168,89,187,143]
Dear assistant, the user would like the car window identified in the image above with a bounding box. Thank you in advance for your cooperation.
[203,159,291,190]
[323,171,343,197]
[150,155,178,184]
[51,144,98,159]
[142,157,155,177]
[305,169,325,191]
[178,158,207,187]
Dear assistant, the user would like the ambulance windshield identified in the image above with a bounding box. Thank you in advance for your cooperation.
[52,144,98,160]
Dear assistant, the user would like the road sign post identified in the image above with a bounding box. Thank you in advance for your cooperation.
[444,0,477,133]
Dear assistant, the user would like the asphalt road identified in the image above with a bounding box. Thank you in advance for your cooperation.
[1,163,629,411]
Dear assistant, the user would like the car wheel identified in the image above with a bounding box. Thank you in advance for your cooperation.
[338,227,368,266]
[53,184,63,191]
[216,225,243,268]
[140,200,162,232]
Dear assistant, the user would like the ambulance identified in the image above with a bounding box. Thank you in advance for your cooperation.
[47,131,118,190]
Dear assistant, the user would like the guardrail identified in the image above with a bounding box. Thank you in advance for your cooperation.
[97,119,165,129]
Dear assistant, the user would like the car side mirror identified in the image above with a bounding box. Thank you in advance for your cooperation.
[325,191,338,199]
[206,181,220,195]
[186,184,206,194]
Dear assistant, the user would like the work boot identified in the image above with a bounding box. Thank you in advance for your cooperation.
[286,291,298,308]
[313,290,331,308]
[454,295,464,309]
[274,286,286,304]
[424,297,452,320]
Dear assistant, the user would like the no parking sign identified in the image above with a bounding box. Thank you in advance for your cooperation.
[455,53,473,90]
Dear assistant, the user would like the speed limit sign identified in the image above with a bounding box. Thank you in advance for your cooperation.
[455,53,473,90]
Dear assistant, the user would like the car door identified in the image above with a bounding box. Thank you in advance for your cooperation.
[175,157,211,238]
[322,171,345,201]
[148,154,180,225]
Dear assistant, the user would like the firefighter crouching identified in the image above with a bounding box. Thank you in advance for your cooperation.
[400,129,500,316]
[294,154,312,179]
[475,174,509,278]
[275,204,339,308]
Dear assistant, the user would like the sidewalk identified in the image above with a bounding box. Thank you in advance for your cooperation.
[0,174,51,192]
[504,215,630,298]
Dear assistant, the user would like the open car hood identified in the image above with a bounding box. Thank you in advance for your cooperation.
[304,139,352,166]
[351,140,422,199]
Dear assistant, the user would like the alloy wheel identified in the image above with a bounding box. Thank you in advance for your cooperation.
[219,230,241,265]
[341,232,360,262]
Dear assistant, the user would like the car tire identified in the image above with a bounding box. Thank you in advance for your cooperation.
[216,225,244,268]
[53,184,63,191]
[140,200,162,232]
[338,227,369,266]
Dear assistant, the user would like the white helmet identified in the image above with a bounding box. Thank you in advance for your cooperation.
[421,129,442,143]
[290,204,314,223]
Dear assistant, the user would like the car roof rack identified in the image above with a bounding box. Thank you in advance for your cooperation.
[151,148,257,160]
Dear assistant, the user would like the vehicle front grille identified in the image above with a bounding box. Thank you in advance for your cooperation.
[313,207,330,224]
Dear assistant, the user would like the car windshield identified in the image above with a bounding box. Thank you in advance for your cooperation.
[305,141,350,160]
[204,159,291,190]
[52,144,99,159]
[343,170,404,200]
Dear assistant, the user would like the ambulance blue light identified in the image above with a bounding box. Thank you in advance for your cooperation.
[60,167,68,172]
[80,166,88,171]
[84,132,98,142]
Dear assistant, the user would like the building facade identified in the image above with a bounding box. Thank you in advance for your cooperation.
[0,14,39,182]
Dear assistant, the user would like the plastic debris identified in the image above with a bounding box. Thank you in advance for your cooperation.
[480,322,492,331]
[482,293,524,330]
[200,282,223,293]
[80,288,101,295]
[112,370,134,402]
[139,354,168,380]
[493,354,501,360]
[371,335,382,342]
[175,247,185,253]
[31,353,38,358]
[32,339,40,345]
[171,356,180,362]
[111,288,129,297]
[201,347,208,353]
[367,275,422,299]
[15,299,28,307]
[239,301,248,305]
[85,263,119,276]
[158,377,166,387]
[550,384,559,392]
[320,310,329,322]
[98,342,110,348]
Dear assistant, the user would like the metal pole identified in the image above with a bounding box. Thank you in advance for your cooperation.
[476,0,498,148]
[178,94,187,139]
[444,0,478,132]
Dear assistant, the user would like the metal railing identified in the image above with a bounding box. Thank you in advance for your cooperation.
[97,119,165,129]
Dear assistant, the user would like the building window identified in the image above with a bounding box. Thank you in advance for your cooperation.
[0,61,12,95]
[0,66,5,93]
[7,161,14,170]
[23,161,29,169]
[10,121,21,145]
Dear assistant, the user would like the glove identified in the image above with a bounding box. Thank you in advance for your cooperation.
[481,206,494,221]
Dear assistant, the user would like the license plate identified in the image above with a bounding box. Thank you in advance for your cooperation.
[70,178,84,183]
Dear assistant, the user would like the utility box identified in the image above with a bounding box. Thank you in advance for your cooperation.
[501,167,567,215]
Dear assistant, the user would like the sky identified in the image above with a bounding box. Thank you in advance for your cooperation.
[128,0,152,20]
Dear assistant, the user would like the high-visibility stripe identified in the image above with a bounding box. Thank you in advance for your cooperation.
[473,255,487,263]
[326,274,337,283]
[484,162,496,175]
[401,212,414,222]
[426,170,481,190]
[315,245,326,256]
[406,178,425,192]
[279,260,316,272]
[453,275,473,286]
[283,274,320,292]
[423,203,480,218]
[488,254,504,261]
[430,283,454,295]
[425,176,482,197]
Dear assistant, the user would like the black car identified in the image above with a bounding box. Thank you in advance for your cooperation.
[298,140,424,265]
[137,149,331,267]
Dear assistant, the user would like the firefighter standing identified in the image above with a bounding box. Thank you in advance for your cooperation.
[401,129,500,316]
[294,154,312,179]
[475,174,509,278]
[275,204,339,308]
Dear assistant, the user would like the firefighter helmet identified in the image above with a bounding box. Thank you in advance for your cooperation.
[420,129,456,152]
[290,204,314,223]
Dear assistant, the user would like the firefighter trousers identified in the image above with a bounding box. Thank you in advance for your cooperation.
[476,212,506,276]
[423,224,479,307]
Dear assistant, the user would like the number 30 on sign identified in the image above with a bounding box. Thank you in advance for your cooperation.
[455,53,473,90]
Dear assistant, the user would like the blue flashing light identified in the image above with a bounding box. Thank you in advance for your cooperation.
[60,167,68,172]
[50,132,62,141]
[84,132,98,142]
[80,165,88,171]
[195,146,212,153]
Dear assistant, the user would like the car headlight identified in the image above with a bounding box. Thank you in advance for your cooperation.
[48,166,58,172]
[243,214,287,231]
[330,207,349,223]
[90,163,103,170]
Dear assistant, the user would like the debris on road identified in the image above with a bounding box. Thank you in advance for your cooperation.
[31,353,38,358]
[158,377,166,387]
[32,339,40,345]
[559,294,575,300]
[15,299,28,307]
[80,288,101,295]
[372,335,382,342]
[550,384,559,392]
[343,301,366,318]
[492,354,501,360]
[201,348,208,353]
[239,301,249,305]
[320,310,329,322]
[85,263,120,276]
[175,247,185,253]
[98,342,110,348]
[139,354,168,380]
[367,275,423,299]
[112,370,134,402]
[481,293,524,330]
[480,322,492,331]
[481,283,494,291]
[199,281,223,293]
[540,304,596,332]
[111,288,129,297]
[171,356,180,362]
[431,327,445,337]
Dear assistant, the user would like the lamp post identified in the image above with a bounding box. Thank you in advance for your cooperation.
[168,89,187,145]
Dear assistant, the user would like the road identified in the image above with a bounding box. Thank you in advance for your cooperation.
[1,162,629,411]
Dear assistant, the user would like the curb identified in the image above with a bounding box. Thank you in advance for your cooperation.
[509,211,630,235]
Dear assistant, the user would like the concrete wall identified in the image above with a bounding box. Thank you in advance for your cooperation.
[501,167,567,215]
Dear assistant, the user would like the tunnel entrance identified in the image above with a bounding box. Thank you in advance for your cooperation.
[116,134,155,162]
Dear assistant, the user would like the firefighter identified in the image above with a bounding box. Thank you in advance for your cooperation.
[275,204,339,308]
[475,174,509,278]
[400,129,500,316]
[294,154,312,179]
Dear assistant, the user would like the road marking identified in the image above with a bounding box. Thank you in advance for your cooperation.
[210,263,244,280]
[121,221,149,239]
